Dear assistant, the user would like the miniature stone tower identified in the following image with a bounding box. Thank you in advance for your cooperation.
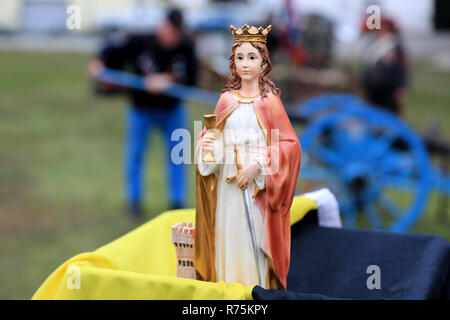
[171,222,196,279]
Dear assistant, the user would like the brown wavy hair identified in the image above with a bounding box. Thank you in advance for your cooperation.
[222,41,280,99]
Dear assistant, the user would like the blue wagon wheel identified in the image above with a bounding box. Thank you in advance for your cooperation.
[297,105,432,232]
[291,93,366,120]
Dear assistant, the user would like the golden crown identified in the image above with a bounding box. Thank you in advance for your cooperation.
[230,24,272,43]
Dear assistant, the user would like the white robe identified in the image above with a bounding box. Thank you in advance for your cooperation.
[197,95,269,288]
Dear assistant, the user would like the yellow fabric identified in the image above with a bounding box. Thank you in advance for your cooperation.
[32,196,317,300]
[290,195,318,225]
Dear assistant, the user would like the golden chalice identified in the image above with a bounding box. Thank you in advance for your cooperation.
[202,114,217,162]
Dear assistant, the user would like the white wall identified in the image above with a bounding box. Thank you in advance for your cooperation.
[292,0,434,38]
[0,0,21,30]
[0,0,436,34]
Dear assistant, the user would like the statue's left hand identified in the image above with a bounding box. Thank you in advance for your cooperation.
[234,161,261,189]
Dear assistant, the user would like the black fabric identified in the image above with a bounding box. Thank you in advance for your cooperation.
[253,216,450,300]
[252,285,348,300]
[99,33,197,110]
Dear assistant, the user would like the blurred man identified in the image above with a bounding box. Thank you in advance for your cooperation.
[361,17,409,116]
[87,9,197,217]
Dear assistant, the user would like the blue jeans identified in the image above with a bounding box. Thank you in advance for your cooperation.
[125,103,187,207]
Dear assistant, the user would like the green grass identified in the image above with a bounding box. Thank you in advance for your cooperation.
[0,50,203,299]
[0,50,449,299]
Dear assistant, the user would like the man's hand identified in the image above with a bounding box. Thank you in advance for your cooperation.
[145,73,173,94]
[85,59,118,91]
[85,59,104,79]
[235,161,261,189]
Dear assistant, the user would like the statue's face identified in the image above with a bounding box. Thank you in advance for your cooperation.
[234,42,264,83]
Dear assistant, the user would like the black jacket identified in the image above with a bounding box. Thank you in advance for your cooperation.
[99,33,197,110]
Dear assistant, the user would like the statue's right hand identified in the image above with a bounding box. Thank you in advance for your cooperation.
[202,132,215,154]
